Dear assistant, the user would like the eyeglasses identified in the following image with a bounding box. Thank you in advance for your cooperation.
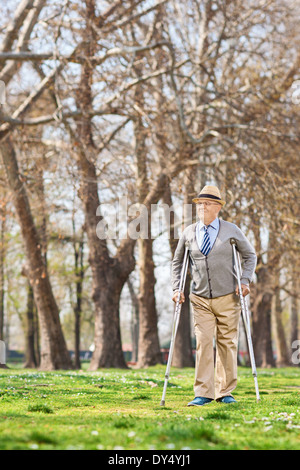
[197,202,220,207]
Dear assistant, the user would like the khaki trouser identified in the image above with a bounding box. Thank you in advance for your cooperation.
[190,292,241,400]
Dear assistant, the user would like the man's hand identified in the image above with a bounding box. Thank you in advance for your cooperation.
[235,284,250,297]
[172,291,185,304]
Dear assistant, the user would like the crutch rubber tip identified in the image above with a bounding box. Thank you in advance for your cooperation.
[160,400,165,406]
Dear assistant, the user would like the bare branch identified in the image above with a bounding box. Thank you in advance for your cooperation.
[0,0,47,84]
[0,41,172,64]
[0,0,35,53]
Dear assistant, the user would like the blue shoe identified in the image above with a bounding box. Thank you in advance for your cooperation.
[187,397,213,406]
[218,396,237,404]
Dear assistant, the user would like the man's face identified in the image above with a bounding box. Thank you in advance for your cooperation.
[196,201,222,225]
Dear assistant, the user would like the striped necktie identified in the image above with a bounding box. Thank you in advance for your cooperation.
[201,225,211,256]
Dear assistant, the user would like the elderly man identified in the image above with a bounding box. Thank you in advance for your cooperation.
[172,185,257,405]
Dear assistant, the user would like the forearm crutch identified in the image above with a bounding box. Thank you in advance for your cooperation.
[160,242,189,406]
[231,239,260,402]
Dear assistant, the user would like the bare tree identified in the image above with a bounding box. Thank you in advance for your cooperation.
[0,1,72,369]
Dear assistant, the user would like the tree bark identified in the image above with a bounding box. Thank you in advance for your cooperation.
[273,260,290,367]
[23,282,38,368]
[1,136,72,370]
[252,252,276,369]
[133,76,162,367]
[251,215,275,368]
[136,232,162,367]
[0,199,6,341]
[90,276,128,368]
[290,269,299,365]
[273,281,290,367]
[252,283,275,368]
[127,277,139,363]
[290,295,299,350]
[73,229,84,370]
[75,144,133,370]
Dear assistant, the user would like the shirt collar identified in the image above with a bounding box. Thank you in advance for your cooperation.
[198,217,219,230]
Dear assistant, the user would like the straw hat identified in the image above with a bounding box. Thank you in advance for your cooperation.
[192,185,226,206]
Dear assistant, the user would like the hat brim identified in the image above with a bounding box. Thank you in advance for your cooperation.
[192,197,226,206]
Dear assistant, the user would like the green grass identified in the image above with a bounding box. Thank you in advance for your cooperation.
[0,365,299,450]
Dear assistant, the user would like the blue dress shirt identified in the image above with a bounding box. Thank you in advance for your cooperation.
[196,218,220,254]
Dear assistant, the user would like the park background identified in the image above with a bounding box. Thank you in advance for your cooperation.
[0,0,299,375]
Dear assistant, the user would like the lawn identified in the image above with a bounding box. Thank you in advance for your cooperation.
[0,364,299,450]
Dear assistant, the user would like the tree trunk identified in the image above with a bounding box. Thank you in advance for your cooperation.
[73,232,84,370]
[133,84,162,367]
[290,269,299,366]
[136,234,162,367]
[273,285,290,367]
[253,291,275,367]
[0,199,6,341]
[76,152,132,370]
[251,214,276,368]
[24,282,38,368]
[1,136,72,370]
[290,295,299,352]
[127,277,139,364]
[89,271,128,369]
[34,300,40,367]
[252,265,276,368]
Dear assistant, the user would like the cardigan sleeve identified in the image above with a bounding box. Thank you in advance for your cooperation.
[234,227,257,285]
[171,231,188,292]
